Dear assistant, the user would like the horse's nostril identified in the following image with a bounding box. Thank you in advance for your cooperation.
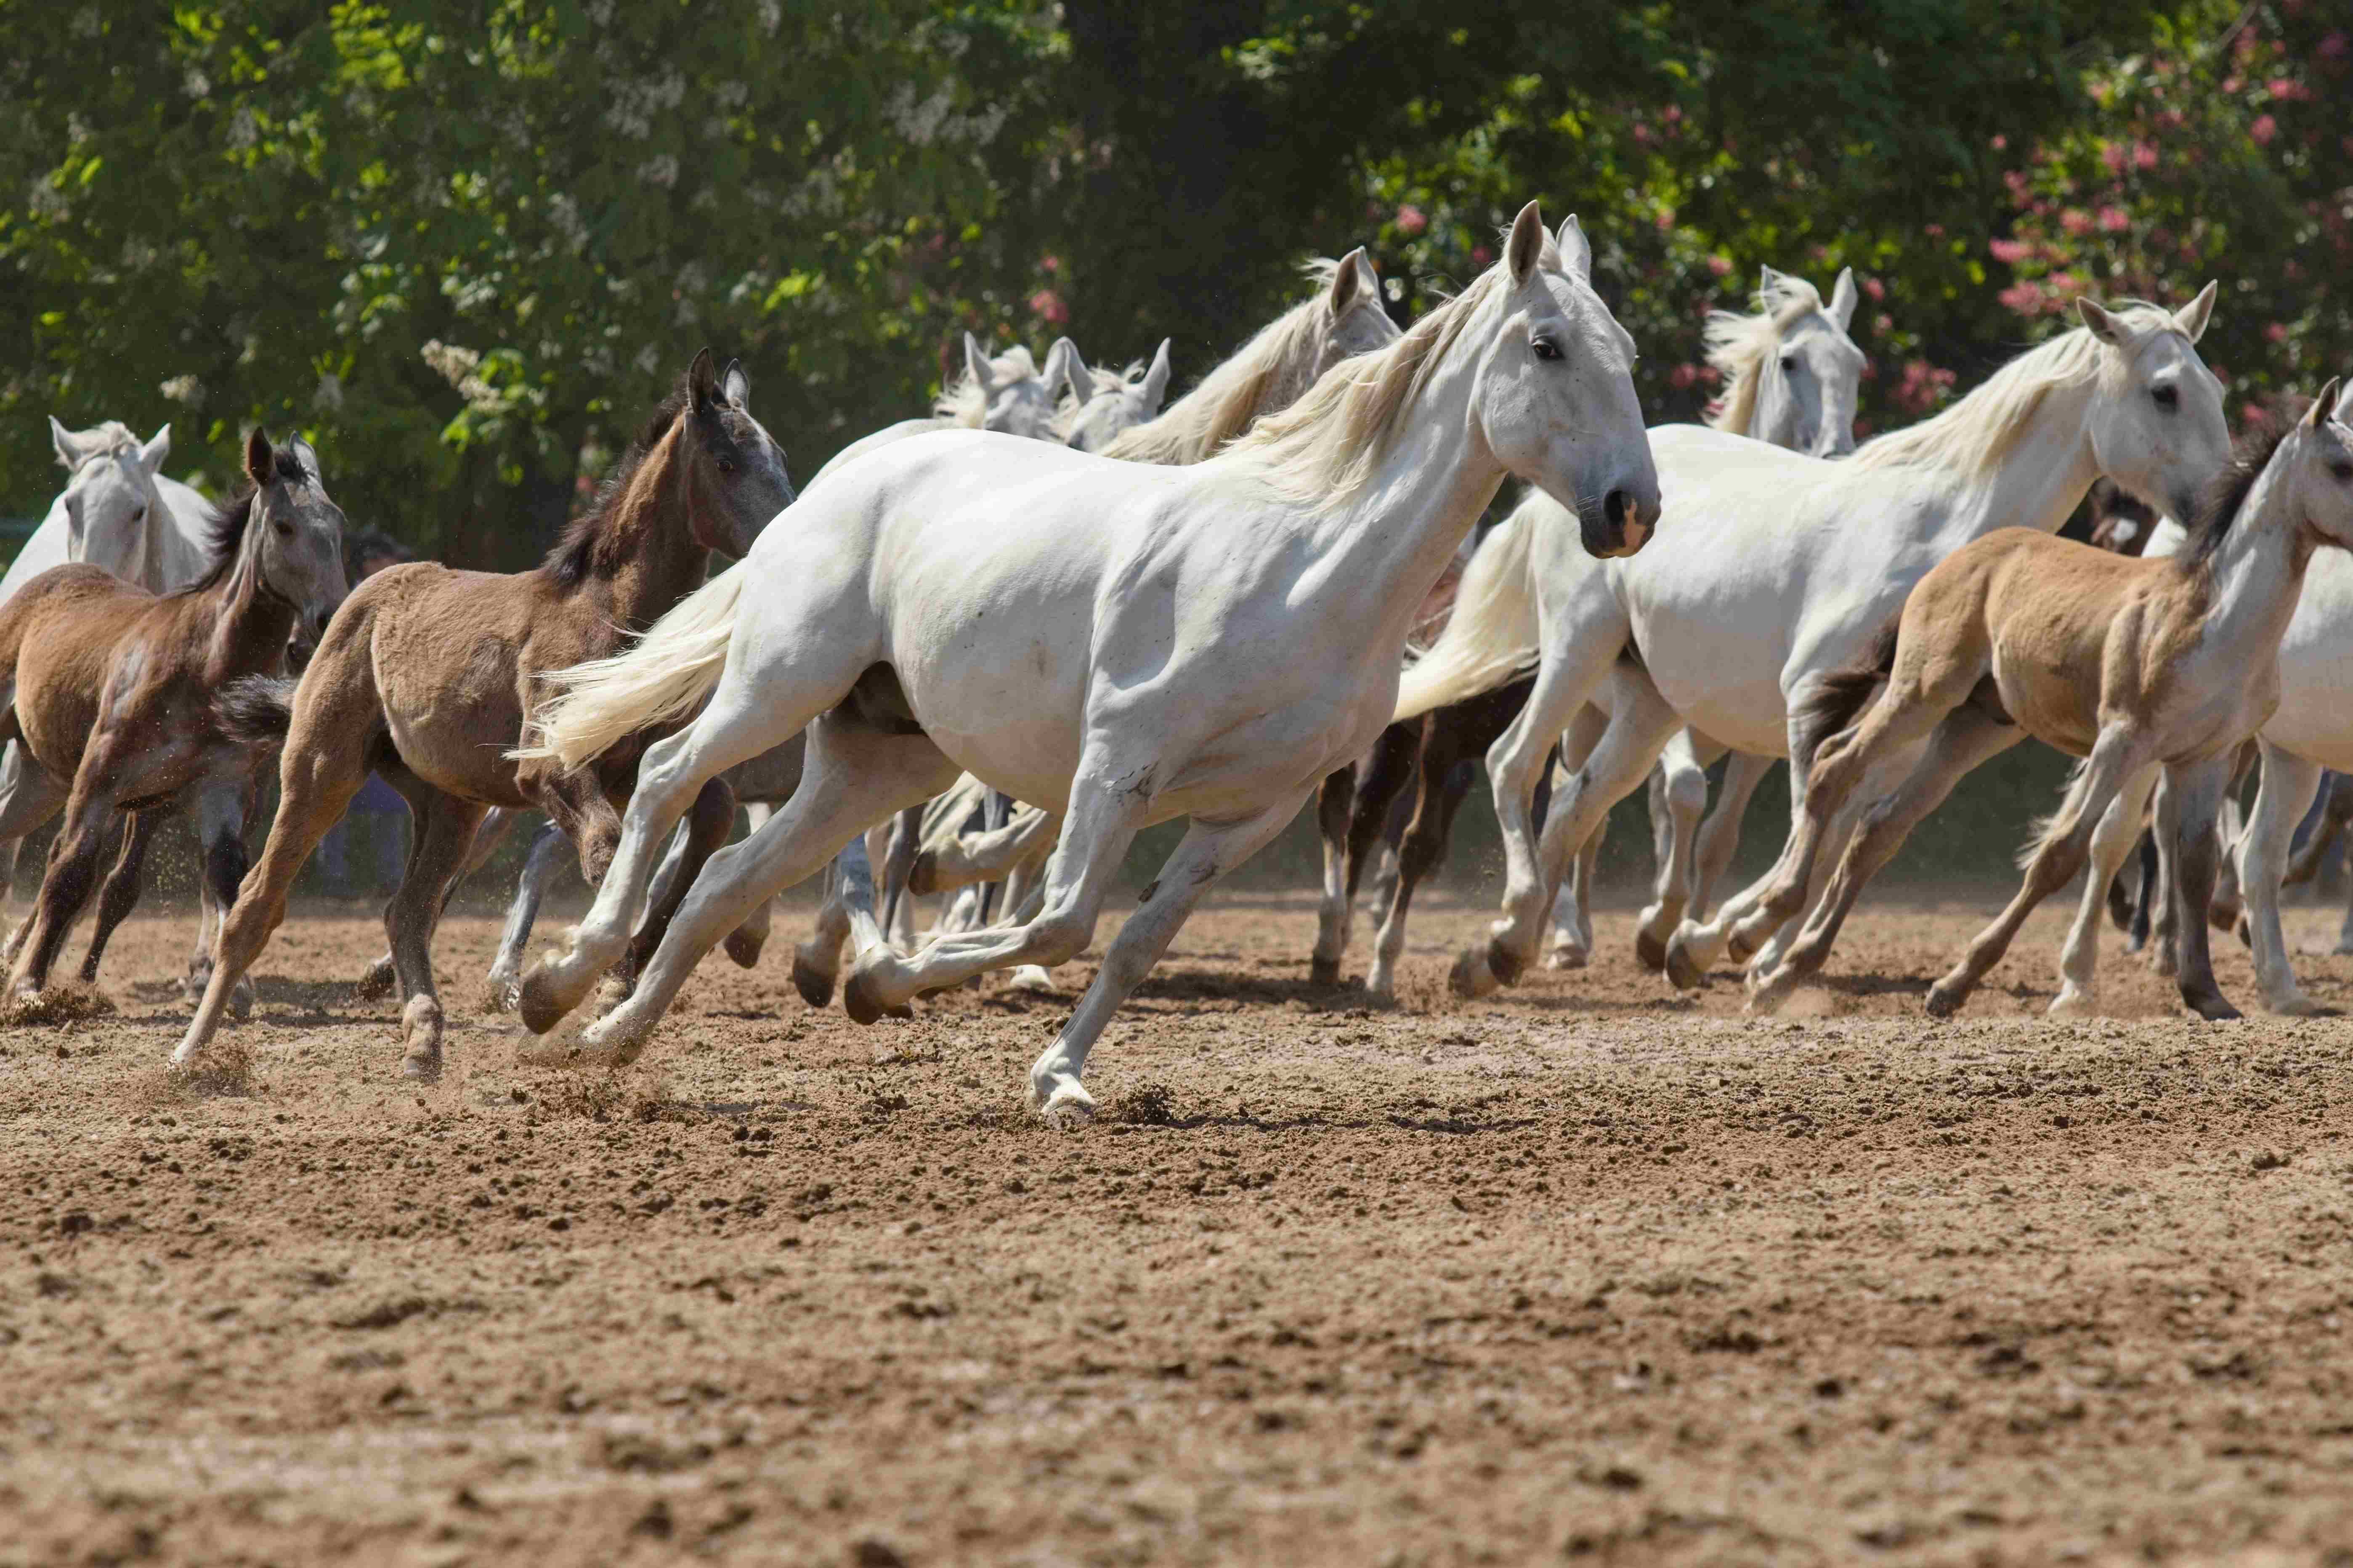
[1604,490,1632,526]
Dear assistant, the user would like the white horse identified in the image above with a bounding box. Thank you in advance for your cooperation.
[2144,383,2353,1015]
[810,336,1069,485]
[1539,265,1864,972]
[1053,338,1175,452]
[1329,263,1864,998]
[496,203,1658,1121]
[1,420,221,953]
[1394,288,2229,1001]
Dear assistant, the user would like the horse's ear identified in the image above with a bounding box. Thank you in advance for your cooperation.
[139,424,172,474]
[1139,339,1174,415]
[2305,379,2342,429]
[1554,214,1591,283]
[1352,249,1379,298]
[1327,247,1367,315]
[1506,202,1546,286]
[2076,298,2128,346]
[1049,338,1092,404]
[963,332,996,393]
[244,427,275,486]
[2337,378,2353,425]
[721,358,750,409]
[687,347,718,411]
[1827,267,1860,331]
[49,416,86,470]
[2175,280,2218,343]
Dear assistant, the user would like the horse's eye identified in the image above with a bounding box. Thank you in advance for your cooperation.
[2152,385,2179,411]
[1531,338,1563,362]
[2331,460,2353,484]
[717,456,737,474]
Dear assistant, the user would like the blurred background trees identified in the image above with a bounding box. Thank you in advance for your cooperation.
[3,0,2345,561]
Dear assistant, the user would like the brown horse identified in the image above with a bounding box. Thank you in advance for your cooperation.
[183,351,791,1078]
[0,430,348,1004]
[1746,385,2353,1021]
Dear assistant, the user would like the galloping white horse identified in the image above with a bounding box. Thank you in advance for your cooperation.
[501,204,1659,1121]
[1395,289,2229,1001]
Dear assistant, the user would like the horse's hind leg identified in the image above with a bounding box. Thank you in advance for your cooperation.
[722,802,774,968]
[363,802,514,999]
[1310,761,1358,984]
[9,786,131,999]
[1691,751,1774,923]
[1544,703,1608,968]
[575,717,961,1061]
[78,810,159,984]
[481,820,567,1013]
[1928,725,2150,1019]
[616,773,737,991]
[0,753,67,960]
[1636,729,1724,971]
[377,777,488,1080]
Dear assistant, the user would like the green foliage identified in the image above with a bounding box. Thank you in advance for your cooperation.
[0,0,2335,569]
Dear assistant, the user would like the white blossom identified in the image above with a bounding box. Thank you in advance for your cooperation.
[159,374,204,405]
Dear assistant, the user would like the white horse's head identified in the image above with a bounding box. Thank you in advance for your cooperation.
[1312,249,1401,376]
[50,417,172,581]
[1055,338,1174,453]
[1473,203,1660,557]
[2077,284,2230,525]
[943,335,1060,440]
[1710,266,1865,458]
[2278,378,2353,554]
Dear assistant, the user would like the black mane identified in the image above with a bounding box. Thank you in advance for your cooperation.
[2178,416,2294,571]
[542,383,695,588]
[167,481,258,597]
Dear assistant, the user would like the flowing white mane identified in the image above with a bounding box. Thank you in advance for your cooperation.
[933,345,1041,427]
[1705,275,1827,436]
[1850,303,2181,479]
[1216,261,1515,508]
[1102,258,1386,466]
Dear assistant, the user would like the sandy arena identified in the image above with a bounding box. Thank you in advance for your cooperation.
[5,887,2352,1565]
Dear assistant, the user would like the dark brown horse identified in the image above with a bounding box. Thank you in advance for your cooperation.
[0,430,347,1004]
[181,351,790,1078]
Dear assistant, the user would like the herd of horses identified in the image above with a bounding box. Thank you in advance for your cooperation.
[6,199,2352,1122]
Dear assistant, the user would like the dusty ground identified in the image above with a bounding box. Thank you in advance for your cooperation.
[4,886,2353,1566]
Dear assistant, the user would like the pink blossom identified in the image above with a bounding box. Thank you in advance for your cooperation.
[2060,209,2094,236]
[1998,281,2045,315]
[2098,206,2130,233]
[1027,289,1068,325]
[2133,140,2158,169]
[2245,402,2268,425]
[1989,238,2032,265]
[1989,133,2007,150]
[2265,322,2287,343]
[1654,207,1676,232]
[1851,418,1872,439]
[1040,254,1060,273]
[2101,142,2126,176]
[2266,77,2309,101]
[1663,104,1682,125]
[1394,204,1426,236]
[1632,123,1653,147]
[2222,75,2240,94]
[2159,108,2187,129]
[1925,223,1945,239]
[1863,276,1885,300]
[2321,31,2348,60]
[1469,244,1492,266]
[2250,114,2278,146]
[1703,255,1731,279]
[1668,363,1698,389]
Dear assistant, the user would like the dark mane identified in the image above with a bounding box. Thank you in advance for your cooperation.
[2177,416,2294,572]
[167,482,258,597]
[542,385,693,589]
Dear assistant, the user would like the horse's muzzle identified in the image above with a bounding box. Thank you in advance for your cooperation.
[1583,488,1660,559]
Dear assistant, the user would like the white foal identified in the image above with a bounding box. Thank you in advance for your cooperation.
[515,203,1658,1120]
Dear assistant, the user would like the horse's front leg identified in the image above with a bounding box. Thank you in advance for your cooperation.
[0,746,69,961]
[1309,761,1358,985]
[77,810,161,985]
[9,785,131,999]
[2236,742,2328,1015]
[1026,795,1304,1124]
[1543,703,1608,969]
[2159,753,2240,1020]
[1634,728,1723,971]
[617,773,737,992]
[2050,764,2158,1018]
[1689,750,1776,923]
[721,801,774,968]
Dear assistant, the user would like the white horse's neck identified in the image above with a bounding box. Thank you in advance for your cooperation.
[1300,351,1507,646]
[1934,379,2104,544]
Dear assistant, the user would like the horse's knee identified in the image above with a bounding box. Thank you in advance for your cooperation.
[1662,759,1708,821]
[1027,906,1094,968]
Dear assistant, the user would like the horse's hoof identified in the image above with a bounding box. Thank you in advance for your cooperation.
[1447,948,1487,998]
[2234,916,2252,950]
[842,968,911,1026]
[1924,983,1963,1019]
[399,998,444,1081]
[1006,965,1056,995]
[1485,937,1526,988]
[1634,927,1668,973]
[2265,995,2333,1018]
[2046,987,2097,1020]
[1544,939,1589,971]
[2209,902,2241,933]
[180,971,209,1005]
[723,927,767,970]
[1029,1072,1096,1126]
[2122,933,2147,955]
[1663,941,1707,993]
[353,958,396,1002]
[1724,930,1758,966]
[790,952,836,1009]
[517,969,577,1037]
[1308,955,1341,986]
[2183,989,2241,1022]
[906,851,940,898]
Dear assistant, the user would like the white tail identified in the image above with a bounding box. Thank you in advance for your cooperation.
[1391,514,1543,721]
[512,564,747,768]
